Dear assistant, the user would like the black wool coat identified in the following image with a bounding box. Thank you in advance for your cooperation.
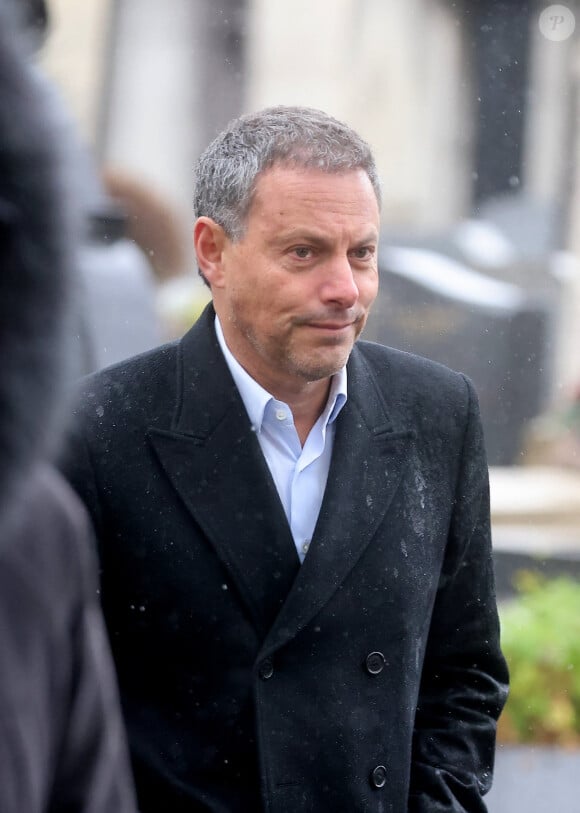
[63,303,509,813]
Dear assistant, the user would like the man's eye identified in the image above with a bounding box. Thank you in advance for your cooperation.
[293,247,312,259]
[351,246,374,260]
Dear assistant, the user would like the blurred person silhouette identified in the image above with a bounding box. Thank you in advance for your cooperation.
[0,2,137,810]
[102,167,190,283]
[7,0,163,375]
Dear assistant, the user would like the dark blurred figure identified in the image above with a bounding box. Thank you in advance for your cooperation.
[4,0,163,377]
[0,2,137,811]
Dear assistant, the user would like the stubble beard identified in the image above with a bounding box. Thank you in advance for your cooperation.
[232,309,366,385]
[284,317,366,382]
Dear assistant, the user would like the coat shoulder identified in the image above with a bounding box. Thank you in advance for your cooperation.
[355,339,474,409]
[72,340,179,429]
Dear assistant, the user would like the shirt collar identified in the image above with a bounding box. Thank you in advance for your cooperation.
[214,315,347,433]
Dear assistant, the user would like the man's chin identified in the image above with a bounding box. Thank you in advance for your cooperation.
[293,350,352,383]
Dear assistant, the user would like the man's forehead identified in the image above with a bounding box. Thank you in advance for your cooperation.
[254,162,371,184]
[250,164,378,206]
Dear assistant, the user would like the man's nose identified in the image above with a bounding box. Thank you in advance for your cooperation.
[320,255,359,307]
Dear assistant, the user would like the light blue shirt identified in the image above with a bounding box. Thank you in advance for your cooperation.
[215,317,347,563]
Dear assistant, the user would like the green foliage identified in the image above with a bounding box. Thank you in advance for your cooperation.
[498,573,580,746]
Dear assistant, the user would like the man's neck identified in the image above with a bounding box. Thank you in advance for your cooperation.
[276,379,332,446]
[214,315,334,445]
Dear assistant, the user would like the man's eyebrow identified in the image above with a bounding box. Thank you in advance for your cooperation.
[270,229,328,245]
[352,232,379,246]
[270,229,379,246]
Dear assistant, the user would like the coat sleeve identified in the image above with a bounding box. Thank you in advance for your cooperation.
[59,404,105,542]
[47,470,138,813]
[408,375,509,812]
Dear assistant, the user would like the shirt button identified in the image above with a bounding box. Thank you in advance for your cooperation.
[370,765,387,789]
[302,541,310,554]
[258,658,274,680]
[365,651,386,675]
[275,409,286,421]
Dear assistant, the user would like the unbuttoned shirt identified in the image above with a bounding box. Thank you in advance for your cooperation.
[215,317,347,563]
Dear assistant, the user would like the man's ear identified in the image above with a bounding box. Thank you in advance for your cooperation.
[193,217,228,288]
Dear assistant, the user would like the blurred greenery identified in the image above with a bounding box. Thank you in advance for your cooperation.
[498,573,580,747]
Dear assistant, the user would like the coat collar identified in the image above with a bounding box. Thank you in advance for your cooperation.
[149,304,414,648]
[149,304,300,638]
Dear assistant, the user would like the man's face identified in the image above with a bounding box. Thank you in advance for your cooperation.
[208,165,380,395]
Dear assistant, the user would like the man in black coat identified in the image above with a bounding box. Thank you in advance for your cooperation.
[0,3,136,810]
[63,107,509,812]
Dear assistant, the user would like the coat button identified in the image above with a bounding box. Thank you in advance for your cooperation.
[370,765,387,789]
[258,658,274,680]
[365,651,386,675]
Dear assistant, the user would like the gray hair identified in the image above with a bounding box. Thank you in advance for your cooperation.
[193,105,381,242]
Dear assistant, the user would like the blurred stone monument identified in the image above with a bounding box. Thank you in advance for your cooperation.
[365,238,555,466]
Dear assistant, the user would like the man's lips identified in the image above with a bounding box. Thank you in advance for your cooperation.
[302,317,359,332]
[303,320,356,331]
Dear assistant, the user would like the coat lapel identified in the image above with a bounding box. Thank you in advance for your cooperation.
[261,345,415,656]
[148,307,414,650]
[148,306,300,639]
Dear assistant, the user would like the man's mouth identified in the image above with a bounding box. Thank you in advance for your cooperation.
[306,321,354,331]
